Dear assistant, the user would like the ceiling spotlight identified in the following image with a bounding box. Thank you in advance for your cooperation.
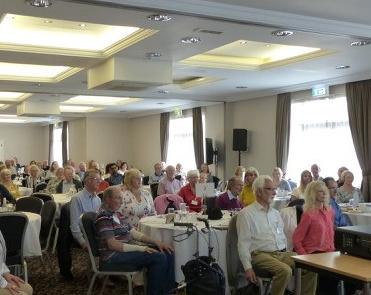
[44,20,53,24]
[146,52,162,58]
[147,14,172,22]
[350,40,370,47]
[78,23,87,28]
[181,36,201,44]
[27,0,52,7]
[158,90,169,94]
[271,30,294,37]
[239,41,248,45]
[336,65,350,69]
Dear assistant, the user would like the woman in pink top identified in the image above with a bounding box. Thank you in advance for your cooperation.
[293,180,336,295]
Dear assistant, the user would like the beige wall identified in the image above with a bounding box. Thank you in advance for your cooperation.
[0,123,47,164]
[68,118,87,164]
[128,114,160,175]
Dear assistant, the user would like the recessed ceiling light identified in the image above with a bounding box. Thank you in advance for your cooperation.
[236,86,248,89]
[336,65,350,69]
[79,23,86,28]
[44,20,53,24]
[26,0,52,7]
[350,40,370,47]
[158,90,169,94]
[239,41,248,45]
[0,92,31,102]
[181,36,201,44]
[265,44,272,47]
[147,14,172,22]
[60,105,98,113]
[271,30,294,37]
[146,52,162,58]
[63,95,136,106]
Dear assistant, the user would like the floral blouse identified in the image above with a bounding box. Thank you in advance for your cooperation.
[336,186,364,204]
[119,189,155,228]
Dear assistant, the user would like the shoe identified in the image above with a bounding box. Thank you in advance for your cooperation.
[60,271,74,281]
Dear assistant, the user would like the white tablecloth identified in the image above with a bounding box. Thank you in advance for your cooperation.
[341,203,371,225]
[19,187,33,197]
[139,213,231,294]
[52,193,72,217]
[23,212,42,257]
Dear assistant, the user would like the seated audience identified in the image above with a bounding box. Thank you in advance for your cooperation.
[234,165,245,179]
[336,166,348,187]
[157,165,182,195]
[4,160,16,176]
[87,160,100,171]
[96,186,175,295]
[199,163,213,183]
[22,164,44,191]
[0,169,21,199]
[272,167,292,192]
[56,166,83,194]
[148,163,164,185]
[77,162,86,180]
[120,169,155,228]
[0,184,14,205]
[337,170,363,204]
[323,177,351,227]
[282,169,297,189]
[97,170,110,193]
[41,160,49,171]
[105,163,123,186]
[293,181,336,295]
[199,172,208,184]
[45,161,59,180]
[237,175,316,295]
[58,169,101,280]
[310,164,322,181]
[178,170,203,212]
[118,161,128,175]
[0,230,33,295]
[291,170,312,200]
[216,176,243,210]
[240,167,259,207]
[46,167,64,194]
[175,163,186,183]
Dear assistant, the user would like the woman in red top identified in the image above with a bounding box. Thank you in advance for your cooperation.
[178,170,202,212]
[293,180,336,295]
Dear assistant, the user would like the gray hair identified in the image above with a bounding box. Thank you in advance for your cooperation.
[252,175,273,195]
[187,170,199,178]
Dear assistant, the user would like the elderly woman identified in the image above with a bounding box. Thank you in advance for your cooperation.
[240,167,259,207]
[0,169,21,199]
[96,186,174,295]
[337,170,363,204]
[0,231,33,295]
[45,167,64,194]
[157,165,182,195]
[216,176,243,210]
[234,165,245,179]
[199,163,213,183]
[120,169,155,228]
[178,170,203,212]
[45,161,59,180]
[291,170,312,200]
[22,164,43,191]
[272,167,292,193]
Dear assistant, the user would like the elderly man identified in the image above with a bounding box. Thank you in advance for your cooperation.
[310,164,322,181]
[77,162,87,180]
[57,169,101,280]
[56,166,83,194]
[237,175,316,295]
[157,165,182,195]
[148,162,164,185]
[217,176,243,210]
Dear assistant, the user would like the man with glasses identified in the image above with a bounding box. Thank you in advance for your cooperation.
[237,175,316,295]
[58,169,101,280]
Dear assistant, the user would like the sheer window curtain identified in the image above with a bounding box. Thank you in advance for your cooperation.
[160,112,170,162]
[48,124,54,164]
[62,121,69,165]
[346,80,371,202]
[275,93,291,171]
[192,107,204,169]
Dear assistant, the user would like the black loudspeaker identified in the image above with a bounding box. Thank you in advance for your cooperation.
[233,129,249,151]
[205,138,214,165]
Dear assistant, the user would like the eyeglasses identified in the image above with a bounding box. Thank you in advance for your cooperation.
[88,177,101,182]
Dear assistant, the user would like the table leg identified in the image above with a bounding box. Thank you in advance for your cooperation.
[295,268,301,295]
[364,282,370,295]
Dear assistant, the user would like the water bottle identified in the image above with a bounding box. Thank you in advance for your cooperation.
[353,192,359,207]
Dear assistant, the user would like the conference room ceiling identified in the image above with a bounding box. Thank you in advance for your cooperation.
[0,0,371,121]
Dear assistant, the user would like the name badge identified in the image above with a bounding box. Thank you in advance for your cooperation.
[191,200,198,205]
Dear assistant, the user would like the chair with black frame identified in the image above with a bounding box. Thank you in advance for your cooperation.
[15,196,44,215]
[226,215,272,295]
[32,192,53,203]
[35,182,47,193]
[150,183,159,199]
[212,176,220,189]
[142,175,149,185]
[40,200,57,271]
[0,212,29,282]
[80,212,145,295]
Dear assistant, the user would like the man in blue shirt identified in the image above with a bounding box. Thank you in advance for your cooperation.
[106,163,123,186]
[323,177,351,227]
[57,169,101,280]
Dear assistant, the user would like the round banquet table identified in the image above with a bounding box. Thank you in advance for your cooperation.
[19,187,33,197]
[52,193,72,217]
[341,203,371,225]
[139,212,231,294]
[22,211,42,257]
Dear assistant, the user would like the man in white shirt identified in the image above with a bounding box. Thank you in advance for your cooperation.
[237,175,316,295]
[157,165,182,195]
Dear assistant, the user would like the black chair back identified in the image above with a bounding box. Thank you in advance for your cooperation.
[174,175,182,181]
[150,183,159,199]
[35,182,47,192]
[212,176,220,189]
[81,212,99,257]
[32,193,53,203]
[0,213,28,266]
[40,200,57,249]
[15,196,44,215]
[142,176,149,185]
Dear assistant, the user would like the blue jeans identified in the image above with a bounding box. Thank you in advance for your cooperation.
[106,250,175,295]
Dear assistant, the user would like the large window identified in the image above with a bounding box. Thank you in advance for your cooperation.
[52,125,63,166]
[287,96,362,186]
[166,116,197,172]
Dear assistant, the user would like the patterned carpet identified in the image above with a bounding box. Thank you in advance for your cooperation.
[27,248,146,295]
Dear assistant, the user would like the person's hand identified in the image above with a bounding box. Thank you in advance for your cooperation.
[3,273,23,288]
[5,283,21,295]
[144,246,158,254]
[245,268,257,284]
[155,241,174,254]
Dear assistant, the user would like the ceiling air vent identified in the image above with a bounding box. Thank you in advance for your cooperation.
[193,28,223,35]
